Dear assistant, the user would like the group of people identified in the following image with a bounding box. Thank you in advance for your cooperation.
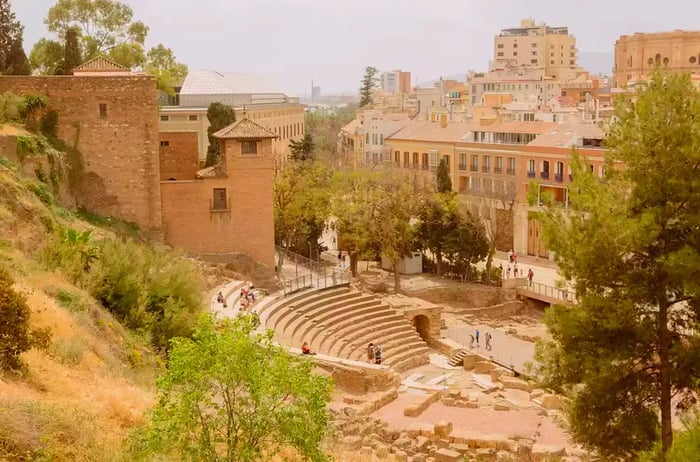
[499,263,535,286]
[215,280,257,314]
[367,342,383,364]
[470,329,493,351]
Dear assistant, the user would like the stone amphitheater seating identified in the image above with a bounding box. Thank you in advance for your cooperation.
[211,280,264,319]
[257,286,430,372]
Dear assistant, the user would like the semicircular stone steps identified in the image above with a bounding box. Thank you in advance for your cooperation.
[284,292,375,340]
[261,286,430,372]
[295,296,382,344]
[323,313,407,357]
[264,287,350,330]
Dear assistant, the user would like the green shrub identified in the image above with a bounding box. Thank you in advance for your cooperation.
[0,155,15,170]
[39,229,205,351]
[0,92,25,123]
[48,288,88,313]
[0,270,45,372]
[52,337,85,365]
[27,181,53,206]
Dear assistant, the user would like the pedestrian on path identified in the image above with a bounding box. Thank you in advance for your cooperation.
[508,249,514,263]
[527,268,534,287]
[367,343,375,363]
[475,329,480,346]
[499,263,503,279]
[485,332,492,351]
[506,266,511,279]
[469,334,475,349]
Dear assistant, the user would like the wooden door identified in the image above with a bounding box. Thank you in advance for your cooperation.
[527,219,549,258]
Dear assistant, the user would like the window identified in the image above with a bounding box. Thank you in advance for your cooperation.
[513,52,518,56]
[380,134,384,145]
[527,159,536,177]
[160,140,169,148]
[531,59,538,64]
[412,152,419,165]
[459,153,467,170]
[212,188,227,211]
[497,52,504,57]
[241,141,258,155]
[443,155,450,168]
[470,155,479,172]
[394,151,400,163]
[429,151,439,169]
[495,156,503,173]
[189,115,198,121]
[690,56,698,64]
[541,160,550,180]
[532,51,538,56]
[160,115,169,122]
[99,103,107,118]
[366,133,370,144]
[508,157,516,175]
[513,43,518,48]
[589,164,595,175]
[482,156,490,173]
[497,44,504,49]
[531,43,537,48]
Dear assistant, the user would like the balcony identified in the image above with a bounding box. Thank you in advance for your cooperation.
[470,165,478,172]
[541,171,550,180]
[482,166,490,173]
[458,163,467,171]
[527,171,536,178]
[494,167,503,174]
[554,173,563,182]
[507,168,516,176]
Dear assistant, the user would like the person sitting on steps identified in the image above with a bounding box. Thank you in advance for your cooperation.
[302,342,316,355]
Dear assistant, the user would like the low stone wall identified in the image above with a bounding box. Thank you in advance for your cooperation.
[460,300,526,317]
[406,285,516,308]
[429,337,463,357]
[403,391,443,417]
[288,348,400,394]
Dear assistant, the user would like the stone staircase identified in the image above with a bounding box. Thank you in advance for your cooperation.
[447,348,469,367]
[257,286,430,372]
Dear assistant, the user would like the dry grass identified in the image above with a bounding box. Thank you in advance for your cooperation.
[0,269,156,459]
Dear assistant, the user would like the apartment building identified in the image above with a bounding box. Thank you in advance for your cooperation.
[381,70,412,94]
[614,30,700,88]
[494,18,579,81]
[338,108,411,168]
[384,118,605,259]
[158,70,304,164]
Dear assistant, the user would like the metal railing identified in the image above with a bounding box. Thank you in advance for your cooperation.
[275,245,324,276]
[519,281,576,304]
[283,274,314,296]
[316,269,349,290]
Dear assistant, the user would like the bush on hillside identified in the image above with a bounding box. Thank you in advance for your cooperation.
[40,228,205,351]
[0,92,25,123]
[0,269,51,372]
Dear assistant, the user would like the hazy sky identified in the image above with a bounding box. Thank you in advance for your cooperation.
[14,0,700,96]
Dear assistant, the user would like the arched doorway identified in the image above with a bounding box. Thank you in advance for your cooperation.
[414,315,431,343]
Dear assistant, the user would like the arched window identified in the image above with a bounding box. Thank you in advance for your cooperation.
[655,53,661,65]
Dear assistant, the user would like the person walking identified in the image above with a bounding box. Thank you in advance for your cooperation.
[506,266,511,279]
[374,344,383,365]
[527,268,534,287]
[469,334,475,349]
[498,263,504,280]
[508,249,514,263]
[485,332,492,351]
[475,329,480,347]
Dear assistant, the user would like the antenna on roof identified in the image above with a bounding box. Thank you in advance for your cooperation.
[242,104,247,119]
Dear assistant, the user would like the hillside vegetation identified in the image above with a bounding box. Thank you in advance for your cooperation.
[0,121,206,459]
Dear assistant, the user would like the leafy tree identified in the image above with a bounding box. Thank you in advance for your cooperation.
[0,0,30,75]
[131,315,332,462]
[205,102,236,167]
[358,66,379,108]
[54,26,82,74]
[535,71,700,458]
[418,192,487,278]
[274,161,332,269]
[144,44,188,96]
[288,132,316,161]
[44,0,149,69]
[29,38,64,75]
[436,158,452,193]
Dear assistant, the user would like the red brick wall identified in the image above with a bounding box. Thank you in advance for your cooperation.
[159,138,275,268]
[159,132,199,180]
[0,75,162,235]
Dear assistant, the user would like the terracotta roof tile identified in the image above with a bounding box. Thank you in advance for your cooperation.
[72,56,130,73]
[387,120,476,143]
[213,117,278,140]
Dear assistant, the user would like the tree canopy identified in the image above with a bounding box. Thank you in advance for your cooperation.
[534,71,700,458]
[436,158,452,193]
[31,0,187,92]
[131,315,332,462]
[0,0,30,75]
[288,132,316,161]
[205,102,236,167]
[358,66,379,108]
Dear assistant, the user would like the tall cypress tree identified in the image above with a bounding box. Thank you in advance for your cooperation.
[436,158,452,193]
[56,26,82,75]
[0,0,30,75]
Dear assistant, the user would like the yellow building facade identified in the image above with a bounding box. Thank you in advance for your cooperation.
[614,30,700,87]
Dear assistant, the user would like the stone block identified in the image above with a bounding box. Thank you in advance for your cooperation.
[449,443,470,454]
[415,436,430,451]
[530,389,544,400]
[442,397,456,407]
[494,401,510,411]
[434,421,453,438]
[394,450,408,462]
[375,445,390,458]
[500,377,532,392]
[462,354,479,370]
[436,439,450,449]
[474,361,495,374]
[541,393,567,410]
[434,448,462,462]
[394,437,412,449]
[532,444,566,458]
[404,392,440,417]
[412,454,427,462]
[342,435,363,451]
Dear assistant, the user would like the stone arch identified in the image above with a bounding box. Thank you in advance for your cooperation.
[414,315,431,342]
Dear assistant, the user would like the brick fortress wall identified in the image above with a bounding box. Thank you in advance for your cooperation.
[159,132,199,180]
[0,76,162,235]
